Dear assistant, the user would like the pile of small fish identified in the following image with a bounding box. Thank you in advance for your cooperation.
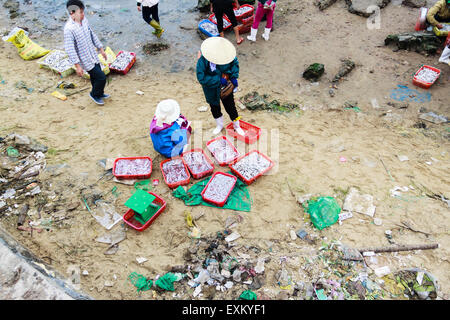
[200,21,219,36]
[231,152,271,181]
[203,173,236,204]
[162,158,189,184]
[183,151,213,175]
[210,15,232,29]
[440,24,450,31]
[207,139,239,164]
[38,50,73,73]
[114,158,152,176]
[234,6,253,16]
[415,68,439,83]
[109,51,134,71]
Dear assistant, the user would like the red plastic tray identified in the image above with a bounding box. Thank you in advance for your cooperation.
[160,156,191,189]
[233,4,254,22]
[206,135,240,166]
[109,51,136,75]
[225,120,261,144]
[412,65,441,89]
[237,15,254,34]
[201,171,237,207]
[113,156,152,180]
[182,148,215,179]
[229,150,275,185]
[208,13,232,30]
[123,192,166,232]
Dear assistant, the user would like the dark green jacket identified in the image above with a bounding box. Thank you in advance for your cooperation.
[196,55,239,106]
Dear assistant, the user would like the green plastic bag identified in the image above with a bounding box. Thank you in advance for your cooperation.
[306,197,341,230]
[172,172,252,212]
[238,290,257,300]
[128,272,153,292]
[155,272,184,291]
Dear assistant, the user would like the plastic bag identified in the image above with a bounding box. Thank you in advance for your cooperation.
[305,197,341,230]
[37,50,74,77]
[4,28,50,60]
[439,45,450,65]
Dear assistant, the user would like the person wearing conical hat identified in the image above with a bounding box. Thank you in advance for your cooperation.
[149,99,192,158]
[196,37,245,136]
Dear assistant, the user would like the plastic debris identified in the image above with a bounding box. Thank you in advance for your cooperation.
[373,218,382,226]
[343,187,376,217]
[338,211,353,222]
[255,258,265,274]
[374,266,391,277]
[418,112,448,124]
[238,290,257,300]
[136,257,148,264]
[89,200,122,230]
[305,196,341,230]
[155,272,182,291]
[95,227,126,245]
[128,272,153,292]
[193,285,202,297]
[390,186,409,197]
[289,230,297,241]
[225,232,241,242]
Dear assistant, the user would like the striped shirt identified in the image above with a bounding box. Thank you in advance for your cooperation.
[64,17,103,72]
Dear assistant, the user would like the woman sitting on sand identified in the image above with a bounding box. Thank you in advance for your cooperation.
[149,99,192,158]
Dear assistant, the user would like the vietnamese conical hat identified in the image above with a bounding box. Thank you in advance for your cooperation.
[200,37,236,65]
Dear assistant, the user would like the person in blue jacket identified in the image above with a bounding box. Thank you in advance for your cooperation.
[196,37,245,136]
[149,99,192,158]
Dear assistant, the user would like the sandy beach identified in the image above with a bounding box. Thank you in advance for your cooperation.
[0,0,449,300]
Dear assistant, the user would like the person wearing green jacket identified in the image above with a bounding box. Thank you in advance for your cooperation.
[196,37,244,136]
[426,0,450,29]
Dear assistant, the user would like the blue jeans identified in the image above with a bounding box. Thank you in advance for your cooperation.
[87,63,106,98]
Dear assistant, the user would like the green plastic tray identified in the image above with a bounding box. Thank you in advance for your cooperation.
[124,189,156,214]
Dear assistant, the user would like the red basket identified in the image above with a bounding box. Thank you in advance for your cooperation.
[109,51,136,75]
[113,156,152,179]
[201,171,237,207]
[182,148,215,179]
[233,4,254,22]
[229,150,275,185]
[123,192,166,232]
[412,65,441,89]
[206,135,240,166]
[160,156,191,189]
[208,13,233,30]
[226,119,261,144]
[237,15,254,34]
